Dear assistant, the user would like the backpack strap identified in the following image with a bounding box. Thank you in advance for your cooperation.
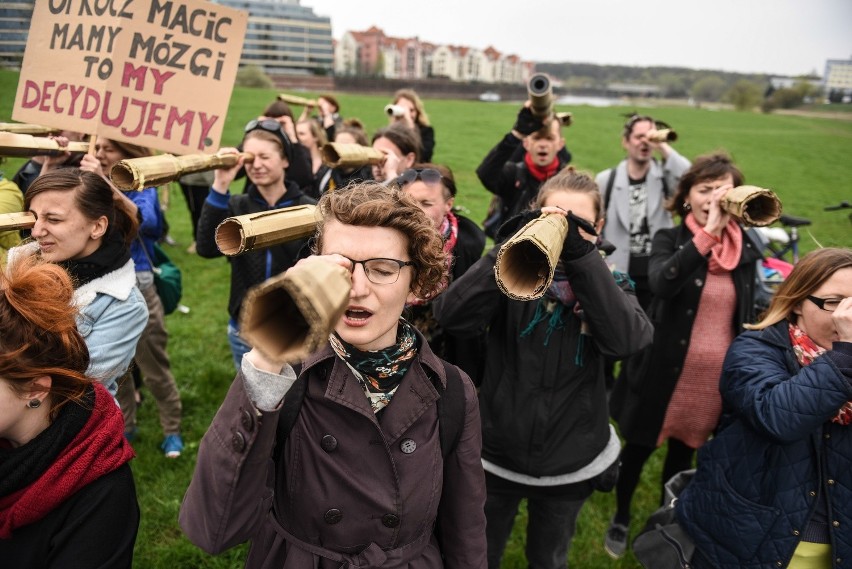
[436,361,465,459]
[603,167,617,213]
[273,361,466,461]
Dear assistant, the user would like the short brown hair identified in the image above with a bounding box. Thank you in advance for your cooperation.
[668,153,744,217]
[26,168,139,248]
[372,123,422,163]
[314,182,446,299]
[746,248,852,329]
[0,255,91,420]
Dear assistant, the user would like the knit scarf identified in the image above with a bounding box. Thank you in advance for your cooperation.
[57,233,131,288]
[524,153,560,182]
[684,214,742,274]
[329,319,419,413]
[789,321,852,426]
[408,211,458,307]
[0,382,135,538]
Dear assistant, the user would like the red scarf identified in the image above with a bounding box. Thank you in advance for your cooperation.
[524,153,560,182]
[0,382,135,538]
[788,322,852,426]
[408,211,458,306]
[684,214,742,274]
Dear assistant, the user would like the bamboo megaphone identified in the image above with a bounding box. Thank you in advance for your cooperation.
[0,212,36,231]
[277,93,318,107]
[215,205,319,256]
[555,112,574,127]
[646,128,678,143]
[721,185,782,227]
[495,213,568,300]
[240,260,351,363]
[110,152,254,191]
[528,73,553,120]
[0,123,61,136]
[321,143,385,168]
[0,132,88,157]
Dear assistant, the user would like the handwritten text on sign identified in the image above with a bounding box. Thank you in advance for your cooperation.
[13,0,247,154]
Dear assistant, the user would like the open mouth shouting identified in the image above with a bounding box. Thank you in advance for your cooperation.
[343,306,373,327]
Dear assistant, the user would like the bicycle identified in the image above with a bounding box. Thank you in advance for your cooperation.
[824,200,852,225]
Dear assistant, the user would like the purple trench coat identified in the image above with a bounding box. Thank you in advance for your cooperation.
[180,337,487,568]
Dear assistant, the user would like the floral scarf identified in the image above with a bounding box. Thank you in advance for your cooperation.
[789,321,852,425]
[329,319,419,413]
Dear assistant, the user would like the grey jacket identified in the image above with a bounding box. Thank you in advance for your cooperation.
[179,336,487,568]
[596,149,691,273]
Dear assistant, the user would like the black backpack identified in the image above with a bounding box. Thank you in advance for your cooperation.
[273,360,466,462]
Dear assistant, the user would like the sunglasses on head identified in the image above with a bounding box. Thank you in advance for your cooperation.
[244,118,292,158]
[396,168,456,196]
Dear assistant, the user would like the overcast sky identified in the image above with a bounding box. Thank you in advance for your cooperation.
[303,0,851,77]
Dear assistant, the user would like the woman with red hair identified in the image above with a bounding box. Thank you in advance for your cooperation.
[0,256,138,567]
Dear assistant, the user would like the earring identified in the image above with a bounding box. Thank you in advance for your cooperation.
[27,398,41,409]
[683,202,692,210]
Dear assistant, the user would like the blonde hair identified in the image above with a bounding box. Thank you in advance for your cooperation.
[746,248,852,330]
[394,89,431,127]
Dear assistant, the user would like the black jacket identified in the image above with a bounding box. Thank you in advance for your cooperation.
[610,223,762,447]
[0,464,138,569]
[476,133,571,231]
[434,246,652,476]
[196,182,316,322]
[408,213,487,384]
[419,124,435,162]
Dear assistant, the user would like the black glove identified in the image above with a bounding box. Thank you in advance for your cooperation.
[513,107,544,136]
[494,208,541,244]
[560,211,597,262]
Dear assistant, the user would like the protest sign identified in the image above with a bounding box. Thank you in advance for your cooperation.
[13,0,247,155]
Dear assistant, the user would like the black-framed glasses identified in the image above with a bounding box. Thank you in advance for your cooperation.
[244,118,292,158]
[343,256,415,285]
[395,168,456,196]
[806,295,845,312]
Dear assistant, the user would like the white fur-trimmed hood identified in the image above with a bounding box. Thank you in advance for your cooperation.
[7,242,137,308]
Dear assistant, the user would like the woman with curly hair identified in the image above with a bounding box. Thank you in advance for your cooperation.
[181,182,487,568]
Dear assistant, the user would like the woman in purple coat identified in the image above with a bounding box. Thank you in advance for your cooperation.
[180,182,487,568]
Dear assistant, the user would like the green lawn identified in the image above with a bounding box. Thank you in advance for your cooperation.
[2,67,851,568]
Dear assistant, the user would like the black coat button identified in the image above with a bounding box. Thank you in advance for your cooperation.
[400,438,416,454]
[240,409,254,432]
[324,509,343,524]
[321,435,338,452]
[231,432,246,453]
[382,514,400,528]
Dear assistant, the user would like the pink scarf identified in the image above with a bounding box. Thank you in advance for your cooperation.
[684,214,742,274]
[788,321,852,425]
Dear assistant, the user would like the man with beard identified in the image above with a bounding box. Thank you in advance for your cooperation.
[596,115,690,309]
[477,105,570,238]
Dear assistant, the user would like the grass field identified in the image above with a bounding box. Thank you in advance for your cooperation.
[2,66,851,568]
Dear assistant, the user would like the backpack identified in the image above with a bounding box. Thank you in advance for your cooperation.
[273,360,466,462]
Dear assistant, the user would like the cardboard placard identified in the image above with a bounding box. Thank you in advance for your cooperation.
[13,0,247,155]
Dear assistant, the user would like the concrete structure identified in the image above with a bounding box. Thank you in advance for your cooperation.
[214,0,333,75]
[334,26,532,85]
[824,58,852,97]
[0,1,31,69]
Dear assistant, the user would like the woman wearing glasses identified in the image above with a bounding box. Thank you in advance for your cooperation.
[396,164,486,383]
[181,183,487,567]
[606,153,762,556]
[674,248,852,569]
[434,168,652,569]
[197,119,316,370]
